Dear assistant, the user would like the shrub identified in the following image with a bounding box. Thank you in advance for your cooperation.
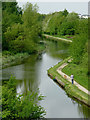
[2,76,46,119]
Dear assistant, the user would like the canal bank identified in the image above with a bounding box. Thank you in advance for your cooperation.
[2,52,30,69]
[42,34,72,43]
[47,57,90,106]
[2,43,46,69]
[2,40,90,118]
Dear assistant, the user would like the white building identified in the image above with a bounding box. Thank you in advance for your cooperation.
[81,15,88,19]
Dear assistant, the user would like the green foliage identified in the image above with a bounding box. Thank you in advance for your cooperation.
[9,39,25,53]
[2,52,29,68]
[60,21,76,35]
[60,12,79,35]
[45,11,66,35]
[2,76,46,119]
[70,33,88,64]
[22,3,41,42]
[43,10,88,65]
[62,52,88,89]
[47,57,89,106]
[62,9,69,16]
[3,23,24,51]
[66,12,79,21]
[2,50,13,56]
[2,2,22,33]
[2,2,43,54]
[76,19,88,35]
[2,2,23,51]
[43,11,79,36]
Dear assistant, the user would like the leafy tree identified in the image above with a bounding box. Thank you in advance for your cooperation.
[70,33,88,64]
[76,19,88,35]
[62,9,68,16]
[60,12,79,35]
[22,3,42,53]
[2,2,22,33]
[2,2,22,51]
[2,2,43,54]
[45,11,66,35]
[3,23,24,52]
[66,12,79,21]
[69,18,88,64]
[2,76,46,119]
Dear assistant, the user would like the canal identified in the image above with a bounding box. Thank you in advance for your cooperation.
[2,40,89,118]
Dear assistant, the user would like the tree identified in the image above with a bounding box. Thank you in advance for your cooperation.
[70,33,88,64]
[62,9,68,16]
[2,76,46,119]
[2,2,43,54]
[2,2,22,51]
[2,2,22,33]
[45,11,66,35]
[60,12,79,35]
[22,3,42,53]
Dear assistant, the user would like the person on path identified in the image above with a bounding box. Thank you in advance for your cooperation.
[70,74,74,84]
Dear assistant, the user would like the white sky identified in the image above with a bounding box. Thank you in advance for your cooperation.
[17,0,89,15]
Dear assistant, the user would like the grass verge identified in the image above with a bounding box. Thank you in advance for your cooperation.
[47,57,89,106]
[2,44,46,69]
[62,53,88,90]
[2,52,29,69]
[42,34,73,42]
[51,34,74,41]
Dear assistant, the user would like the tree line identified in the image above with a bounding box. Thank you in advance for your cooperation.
[43,9,88,65]
[2,2,45,54]
[2,2,88,65]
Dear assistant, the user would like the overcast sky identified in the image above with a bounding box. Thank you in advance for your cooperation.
[17,1,89,15]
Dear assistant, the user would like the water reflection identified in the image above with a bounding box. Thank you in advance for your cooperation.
[2,40,90,118]
[17,54,42,94]
[46,40,70,59]
[77,103,90,118]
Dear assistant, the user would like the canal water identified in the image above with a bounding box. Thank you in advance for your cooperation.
[2,40,89,118]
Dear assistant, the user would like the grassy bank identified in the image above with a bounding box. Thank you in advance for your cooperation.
[62,53,88,90]
[2,52,30,69]
[42,34,73,42]
[47,57,89,106]
[54,34,74,41]
[45,33,74,40]
[2,44,46,69]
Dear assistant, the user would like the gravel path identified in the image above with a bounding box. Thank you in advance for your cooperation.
[43,34,72,43]
[57,62,90,95]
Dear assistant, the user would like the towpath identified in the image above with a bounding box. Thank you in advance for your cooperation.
[42,34,72,43]
[57,61,90,95]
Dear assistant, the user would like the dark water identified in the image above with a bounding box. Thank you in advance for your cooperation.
[2,40,89,118]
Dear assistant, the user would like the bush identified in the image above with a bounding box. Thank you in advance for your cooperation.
[70,33,88,64]
[9,39,25,53]
[2,76,46,119]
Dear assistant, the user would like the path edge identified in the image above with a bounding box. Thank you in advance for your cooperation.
[47,57,90,107]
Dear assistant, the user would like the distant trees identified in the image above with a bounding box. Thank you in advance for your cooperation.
[43,11,66,35]
[43,10,88,64]
[60,12,79,35]
[43,11,79,36]
[70,19,88,64]
[70,33,88,64]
